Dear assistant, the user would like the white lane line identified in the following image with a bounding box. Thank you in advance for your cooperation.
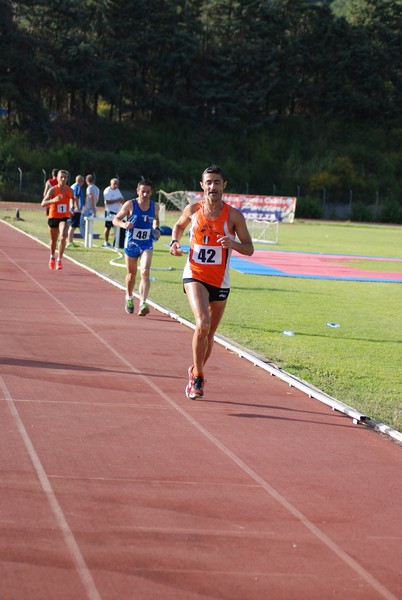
[0,376,102,600]
[2,245,398,600]
[134,377,398,600]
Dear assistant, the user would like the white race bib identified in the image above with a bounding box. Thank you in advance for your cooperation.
[192,244,222,265]
[58,204,67,214]
[133,228,151,241]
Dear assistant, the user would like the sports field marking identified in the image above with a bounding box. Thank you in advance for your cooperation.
[170,244,402,281]
[231,249,402,282]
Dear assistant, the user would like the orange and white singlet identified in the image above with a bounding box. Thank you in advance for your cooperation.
[48,185,73,219]
[183,200,235,288]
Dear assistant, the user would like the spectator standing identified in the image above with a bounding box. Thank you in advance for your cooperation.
[79,174,100,242]
[112,178,160,316]
[169,165,254,400]
[102,178,124,247]
[41,169,73,270]
[67,175,84,247]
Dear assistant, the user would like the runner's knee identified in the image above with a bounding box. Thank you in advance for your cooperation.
[141,266,150,279]
[196,313,211,336]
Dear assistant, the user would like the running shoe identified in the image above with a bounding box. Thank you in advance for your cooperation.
[125,297,134,314]
[138,301,150,316]
[56,259,63,270]
[101,242,112,248]
[49,257,56,270]
[185,366,205,399]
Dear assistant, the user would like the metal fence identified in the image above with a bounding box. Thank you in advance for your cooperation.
[0,169,396,223]
[0,169,47,202]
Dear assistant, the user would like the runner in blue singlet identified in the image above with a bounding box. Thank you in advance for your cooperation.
[113,179,161,316]
[124,198,155,257]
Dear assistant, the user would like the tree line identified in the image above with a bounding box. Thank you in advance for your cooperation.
[1,0,402,222]
[1,0,402,137]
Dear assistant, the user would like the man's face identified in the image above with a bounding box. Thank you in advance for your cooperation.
[58,172,68,185]
[137,184,152,201]
[200,173,226,201]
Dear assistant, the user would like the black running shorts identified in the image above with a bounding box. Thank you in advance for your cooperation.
[183,278,230,302]
[48,217,68,228]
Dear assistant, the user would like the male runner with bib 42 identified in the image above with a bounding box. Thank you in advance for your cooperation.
[169,165,254,400]
[113,178,160,316]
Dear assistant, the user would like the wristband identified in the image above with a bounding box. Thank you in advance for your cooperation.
[170,239,179,247]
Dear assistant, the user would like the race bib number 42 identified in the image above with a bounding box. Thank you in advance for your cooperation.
[192,244,222,265]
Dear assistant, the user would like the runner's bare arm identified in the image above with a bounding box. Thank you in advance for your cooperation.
[41,187,57,207]
[169,204,195,255]
[112,200,133,229]
[217,207,254,256]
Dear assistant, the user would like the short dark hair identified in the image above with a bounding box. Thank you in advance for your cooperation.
[202,165,225,180]
[138,177,153,188]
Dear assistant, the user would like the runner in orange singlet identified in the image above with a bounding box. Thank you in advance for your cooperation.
[41,170,73,270]
[170,165,254,400]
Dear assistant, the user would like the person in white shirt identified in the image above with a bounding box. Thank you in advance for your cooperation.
[102,178,124,247]
[79,174,100,240]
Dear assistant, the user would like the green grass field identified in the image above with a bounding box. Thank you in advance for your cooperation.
[2,206,401,431]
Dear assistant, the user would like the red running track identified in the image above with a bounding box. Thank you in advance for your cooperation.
[1,219,402,600]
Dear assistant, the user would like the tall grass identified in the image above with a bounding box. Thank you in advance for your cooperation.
[2,207,401,430]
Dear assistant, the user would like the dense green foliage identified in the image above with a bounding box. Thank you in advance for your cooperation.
[3,0,402,127]
[1,0,402,221]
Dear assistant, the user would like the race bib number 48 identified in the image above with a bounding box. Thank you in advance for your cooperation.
[133,228,151,241]
[192,244,222,265]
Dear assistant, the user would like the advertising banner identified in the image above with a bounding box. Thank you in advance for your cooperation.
[186,192,296,223]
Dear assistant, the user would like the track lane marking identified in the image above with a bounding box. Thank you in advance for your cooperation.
[1,244,398,600]
[0,376,102,600]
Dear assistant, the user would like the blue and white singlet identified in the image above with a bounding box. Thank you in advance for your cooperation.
[124,199,156,258]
